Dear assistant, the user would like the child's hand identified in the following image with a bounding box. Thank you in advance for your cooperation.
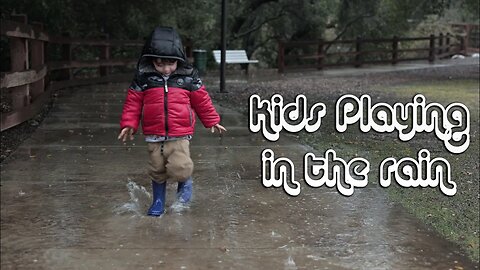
[118,127,135,142]
[210,124,227,134]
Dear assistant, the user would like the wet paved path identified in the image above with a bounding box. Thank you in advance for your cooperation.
[1,82,476,269]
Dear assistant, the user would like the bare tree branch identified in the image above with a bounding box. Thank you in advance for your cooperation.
[230,0,280,35]
[324,13,374,53]
[230,10,287,41]
[252,35,278,52]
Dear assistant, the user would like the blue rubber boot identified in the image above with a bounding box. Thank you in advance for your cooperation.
[176,177,193,204]
[147,180,166,216]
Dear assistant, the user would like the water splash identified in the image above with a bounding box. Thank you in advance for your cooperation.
[284,255,297,270]
[170,200,190,214]
[113,179,151,216]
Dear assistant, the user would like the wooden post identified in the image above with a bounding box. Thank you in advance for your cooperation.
[99,45,111,76]
[354,36,362,68]
[438,33,444,56]
[464,24,471,54]
[429,34,435,63]
[278,41,285,73]
[30,22,45,100]
[184,38,193,61]
[392,35,398,65]
[317,39,324,70]
[445,33,451,56]
[459,36,466,55]
[9,14,30,109]
[61,32,72,80]
[99,34,110,76]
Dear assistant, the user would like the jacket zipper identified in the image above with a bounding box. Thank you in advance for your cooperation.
[188,106,193,126]
[164,80,169,136]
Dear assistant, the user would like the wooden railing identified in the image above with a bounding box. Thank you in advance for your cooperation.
[0,15,143,131]
[278,33,466,73]
[451,23,480,54]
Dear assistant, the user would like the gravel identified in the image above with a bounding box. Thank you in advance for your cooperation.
[210,62,480,111]
[1,96,54,163]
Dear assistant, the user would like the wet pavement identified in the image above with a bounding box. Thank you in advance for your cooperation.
[1,81,477,269]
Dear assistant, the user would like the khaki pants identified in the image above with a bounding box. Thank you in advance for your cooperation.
[147,140,193,183]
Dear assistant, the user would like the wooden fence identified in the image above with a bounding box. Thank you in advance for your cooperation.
[0,15,144,131]
[451,23,480,54]
[1,16,477,130]
[278,33,468,73]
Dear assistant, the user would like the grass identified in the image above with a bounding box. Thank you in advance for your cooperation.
[383,79,479,261]
[302,79,479,261]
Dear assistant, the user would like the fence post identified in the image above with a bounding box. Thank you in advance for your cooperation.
[392,35,398,65]
[184,38,193,60]
[459,35,466,55]
[429,34,435,63]
[30,22,45,101]
[278,41,285,73]
[317,39,324,70]
[464,24,471,54]
[445,33,451,56]
[9,14,30,109]
[61,32,72,80]
[99,34,110,76]
[354,36,362,67]
[438,33,444,56]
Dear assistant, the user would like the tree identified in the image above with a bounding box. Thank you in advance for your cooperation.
[1,0,477,68]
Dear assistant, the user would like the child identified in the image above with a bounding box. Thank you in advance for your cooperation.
[118,26,226,216]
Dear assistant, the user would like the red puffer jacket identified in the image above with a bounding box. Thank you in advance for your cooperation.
[120,69,220,137]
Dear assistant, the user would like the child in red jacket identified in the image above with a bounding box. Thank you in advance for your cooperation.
[118,26,226,216]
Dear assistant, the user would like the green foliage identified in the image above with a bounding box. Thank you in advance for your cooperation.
[409,14,455,36]
[335,0,458,39]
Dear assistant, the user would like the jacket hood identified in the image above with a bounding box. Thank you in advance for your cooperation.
[137,26,187,73]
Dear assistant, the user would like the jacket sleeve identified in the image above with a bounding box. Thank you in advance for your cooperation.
[190,85,220,128]
[120,87,144,134]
